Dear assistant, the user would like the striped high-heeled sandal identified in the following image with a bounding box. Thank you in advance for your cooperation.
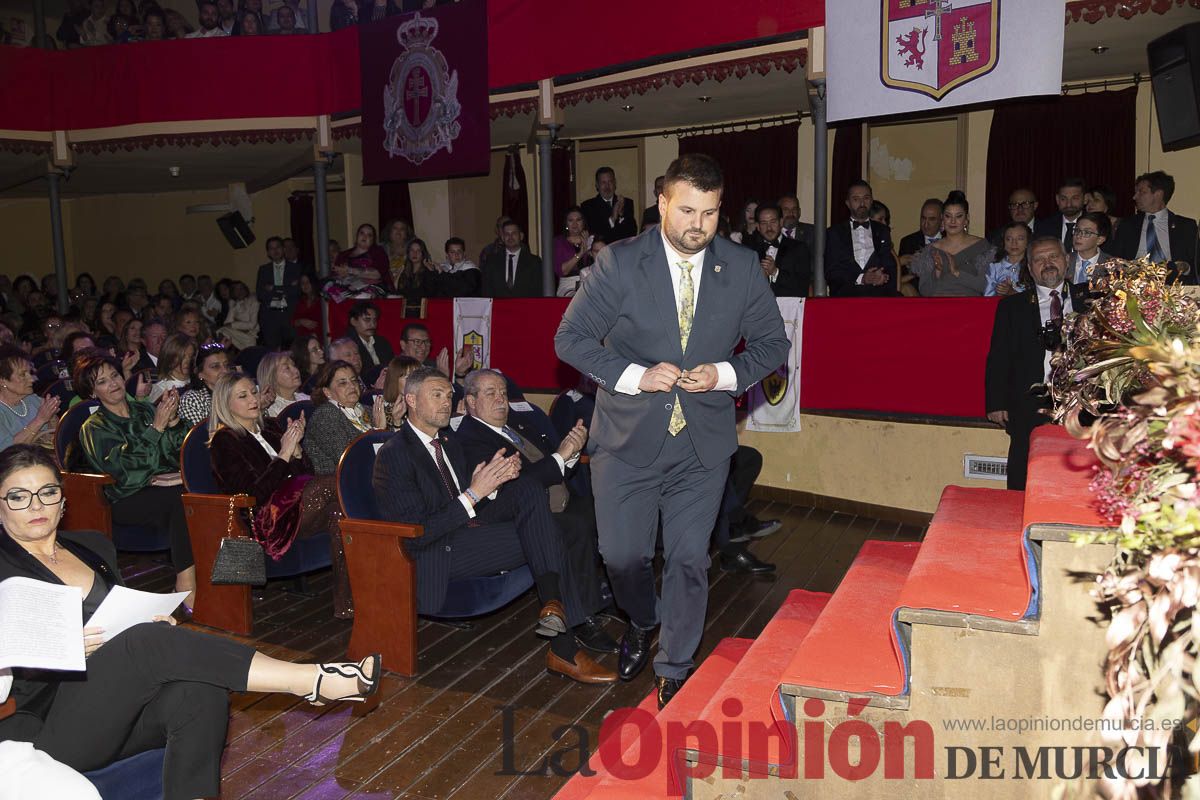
[305,654,382,706]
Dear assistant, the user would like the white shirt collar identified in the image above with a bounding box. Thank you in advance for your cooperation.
[1034,282,1067,301]
[474,415,510,439]
[272,260,285,269]
[505,248,522,258]
[407,419,439,447]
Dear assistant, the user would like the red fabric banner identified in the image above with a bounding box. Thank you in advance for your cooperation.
[328,296,997,419]
[358,1,489,183]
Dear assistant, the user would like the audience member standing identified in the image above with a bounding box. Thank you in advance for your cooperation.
[824,180,898,297]
[1033,178,1087,254]
[641,175,665,229]
[481,221,542,298]
[580,167,637,243]
[909,192,991,296]
[746,204,811,297]
[898,198,944,263]
[778,194,815,248]
[1112,171,1198,282]
[256,237,302,349]
[987,188,1038,247]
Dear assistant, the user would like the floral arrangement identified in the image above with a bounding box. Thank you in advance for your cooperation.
[1049,256,1200,797]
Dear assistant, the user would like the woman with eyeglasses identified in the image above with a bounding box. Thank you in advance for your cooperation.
[208,374,352,618]
[0,444,381,799]
[179,345,231,428]
[74,352,196,607]
[303,360,386,476]
[0,346,60,452]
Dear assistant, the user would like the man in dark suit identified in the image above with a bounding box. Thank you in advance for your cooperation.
[346,301,393,386]
[455,369,617,654]
[824,180,899,297]
[985,237,1088,490]
[987,188,1038,247]
[372,368,617,684]
[255,236,303,349]
[1032,178,1086,254]
[898,198,943,262]
[1112,170,1198,283]
[581,167,637,243]
[555,153,789,708]
[777,194,815,248]
[641,174,664,230]
[480,221,542,298]
[745,203,811,297]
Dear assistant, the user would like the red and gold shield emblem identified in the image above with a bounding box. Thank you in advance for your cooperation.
[881,0,999,100]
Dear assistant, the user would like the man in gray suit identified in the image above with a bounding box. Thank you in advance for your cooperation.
[555,154,789,708]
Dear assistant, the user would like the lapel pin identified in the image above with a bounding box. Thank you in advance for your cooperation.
[714,264,722,273]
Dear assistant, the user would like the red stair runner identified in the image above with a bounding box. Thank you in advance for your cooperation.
[553,691,659,800]
[1022,426,1107,530]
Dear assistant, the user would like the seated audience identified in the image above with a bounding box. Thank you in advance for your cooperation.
[74,353,195,604]
[435,236,481,296]
[80,0,112,45]
[329,0,357,28]
[208,374,352,617]
[0,346,60,452]
[478,215,510,267]
[346,301,393,385]
[327,337,365,382]
[0,444,379,800]
[1069,211,1114,286]
[824,180,898,296]
[147,333,194,403]
[988,187,1039,247]
[745,203,812,297]
[1086,184,1121,235]
[481,221,541,298]
[640,174,665,230]
[134,318,166,374]
[392,238,434,313]
[398,323,435,367]
[361,0,400,23]
[215,0,235,32]
[58,331,96,373]
[216,281,259,350]
[372,368,617,684]
[728,198,757,244]
[291,334,326,392]
[381,355,421,431]
[382,218,412,290]
[898,198,943,264]
[270,0,306,32]
[292,273,322,339]
[778,194,815,246]
[304,360,385,475]
[553,207,593,294]
[869,200,891,228]
[233,8,261,34]
[142,8,166,39]
[1033,177,1086,254]
[179,344,231,427]
[1112,170,1198,281]
[328,224,388,299]
[984,222,1030,297]
[175,308,206,342]
[909,192,991,296]
[185,0,227,37]
[257,351,310,418]
[455,369,617,654]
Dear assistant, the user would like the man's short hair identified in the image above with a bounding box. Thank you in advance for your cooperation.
[463,368,503,397]
[777,193,799,205]
[401,323,429,341]
[348,300,378,321]
[1028,235,1066,260]
[847,180,873,197]
[143,318,167,333]
[755,203,783,222]
[501,220,522,233]
[1078,211,1112,241]
[445,237,465,251]
[327,337,357,359]
[921,198,944,212]
[594,166,615,183]
[265,236,284,249]
[1057,178,1086,194]
[1136,170,1175,204]
[197,0,216,8]
[663,153,723,196]
[404,366,449,399]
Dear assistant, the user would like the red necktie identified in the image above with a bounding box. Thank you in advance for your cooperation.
[1050,289,1063,324]
[430,439,458,498]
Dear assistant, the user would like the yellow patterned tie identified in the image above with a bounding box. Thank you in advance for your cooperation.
[668,260,694,436]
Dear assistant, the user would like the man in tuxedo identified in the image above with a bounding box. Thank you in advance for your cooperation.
[987,188,1038,247]
[985,237,1088,490]
[898,198,944,265]
[777,194,815,247]
[480,221,542,298]
[745,203,811,297]
[255,236,303,348]
[641,175,665,229]
[824,180,899,297]
[1032,178,1086,254]
[581,167,637,243]
[372,368,617,684]
[455,369,618,654]
[1068,212,1113,285]
[346,301,393,386]
[555,153,789,708]
[1112,170,1198,282]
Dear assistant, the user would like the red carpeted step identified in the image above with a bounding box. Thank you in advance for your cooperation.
[1022,425,1107,530]
[554,690,659,800]
[897,486,1030,621]
[578,637,754,800]
[687,590,831,784]
[779,541,920,697]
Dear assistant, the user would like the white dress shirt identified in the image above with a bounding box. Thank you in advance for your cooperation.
[1060,213,1082,243]
[250,429,279,459]
[600,194,623,227]
[476,416,578,473]
[614,232,738,395]
[185,26,228,38]
[406,421,493,517]
[360,335,381,366]
[1072,251,1101,284]
[1036,283,1073,381]
[850,221,875,282]
[1137,209,1172,260]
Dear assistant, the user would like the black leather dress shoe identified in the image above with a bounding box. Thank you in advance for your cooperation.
[719,548,776,574]
[617,624,654,681]
[728,517,783,543]
[575,617,620,654]
[656,675,686,709]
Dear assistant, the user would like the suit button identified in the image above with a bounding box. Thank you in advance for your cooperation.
[444,545,451,552]
[665,403,672,410]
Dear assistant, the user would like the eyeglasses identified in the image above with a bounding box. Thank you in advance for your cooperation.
[1073,230,1100,239]
[1008,201,1036,210]
[405,338,432,346]
[2,484,64,511]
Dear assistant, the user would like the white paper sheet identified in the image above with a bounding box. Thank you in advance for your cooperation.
[87,586,189,642]
[0,577,85,671]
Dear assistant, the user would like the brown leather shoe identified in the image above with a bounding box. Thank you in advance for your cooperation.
[536,599,568,638]
[546,649,618,685]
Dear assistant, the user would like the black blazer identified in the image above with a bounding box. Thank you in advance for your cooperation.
[581,194,637,243]
[824,220,898,296]
[641,206,661,228]
[348,329,394,374]
[480,247,543,298]
[0,530,120,741]
[255,260,303,314]
[745,232,812,297]
[454,414,569,491]
[1032,213,1079,252]
[1111,211,1199,283]
[984,282,1088,425]
[899,230,935,258]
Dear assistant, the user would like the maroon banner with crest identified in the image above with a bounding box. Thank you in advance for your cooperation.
[359,0,489,184]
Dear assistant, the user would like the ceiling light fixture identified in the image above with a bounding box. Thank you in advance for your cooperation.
[168,166,181,177]
[1091,45,1109,55]
[698,95,712,103]
[621,104,634,111]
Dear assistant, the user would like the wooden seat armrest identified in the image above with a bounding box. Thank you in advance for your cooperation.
[0,698,14,720]
[181,492,256,636]
[66,472,117,485]
[341,518,423,539]
[180,493,256,509]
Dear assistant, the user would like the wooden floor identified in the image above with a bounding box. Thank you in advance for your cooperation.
[123,500,925,799]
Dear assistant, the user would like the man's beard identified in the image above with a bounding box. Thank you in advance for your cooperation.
[665,224,713,255]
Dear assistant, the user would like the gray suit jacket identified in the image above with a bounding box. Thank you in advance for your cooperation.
[1069,250,1113,284]
[554,226,788,470]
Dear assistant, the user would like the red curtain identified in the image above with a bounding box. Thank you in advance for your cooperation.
[677,122,799,227]
[829,122,864,226]
[551,140,576,234]
[984,88,1137,232]
[287,193,315,271]
[502,147,530,239]
[378,180,414,235]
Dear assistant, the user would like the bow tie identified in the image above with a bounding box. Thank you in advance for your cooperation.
[852,221,870,230]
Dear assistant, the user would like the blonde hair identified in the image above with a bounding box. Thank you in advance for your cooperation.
[208,372,259,443]
[256,352,293,400]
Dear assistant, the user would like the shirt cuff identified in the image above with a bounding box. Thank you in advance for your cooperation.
[856,271,865,285]
[714,361,738,392]
[615,363,646,396]
[552,453,579,474]
[768,270,778,283]
[457,493,476,519]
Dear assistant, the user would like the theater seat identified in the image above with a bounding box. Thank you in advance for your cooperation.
[83,748,165,800]
[336,430,535,676]
[55,401,167,552]
[276,399,314,426]
[179,422,332,635]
